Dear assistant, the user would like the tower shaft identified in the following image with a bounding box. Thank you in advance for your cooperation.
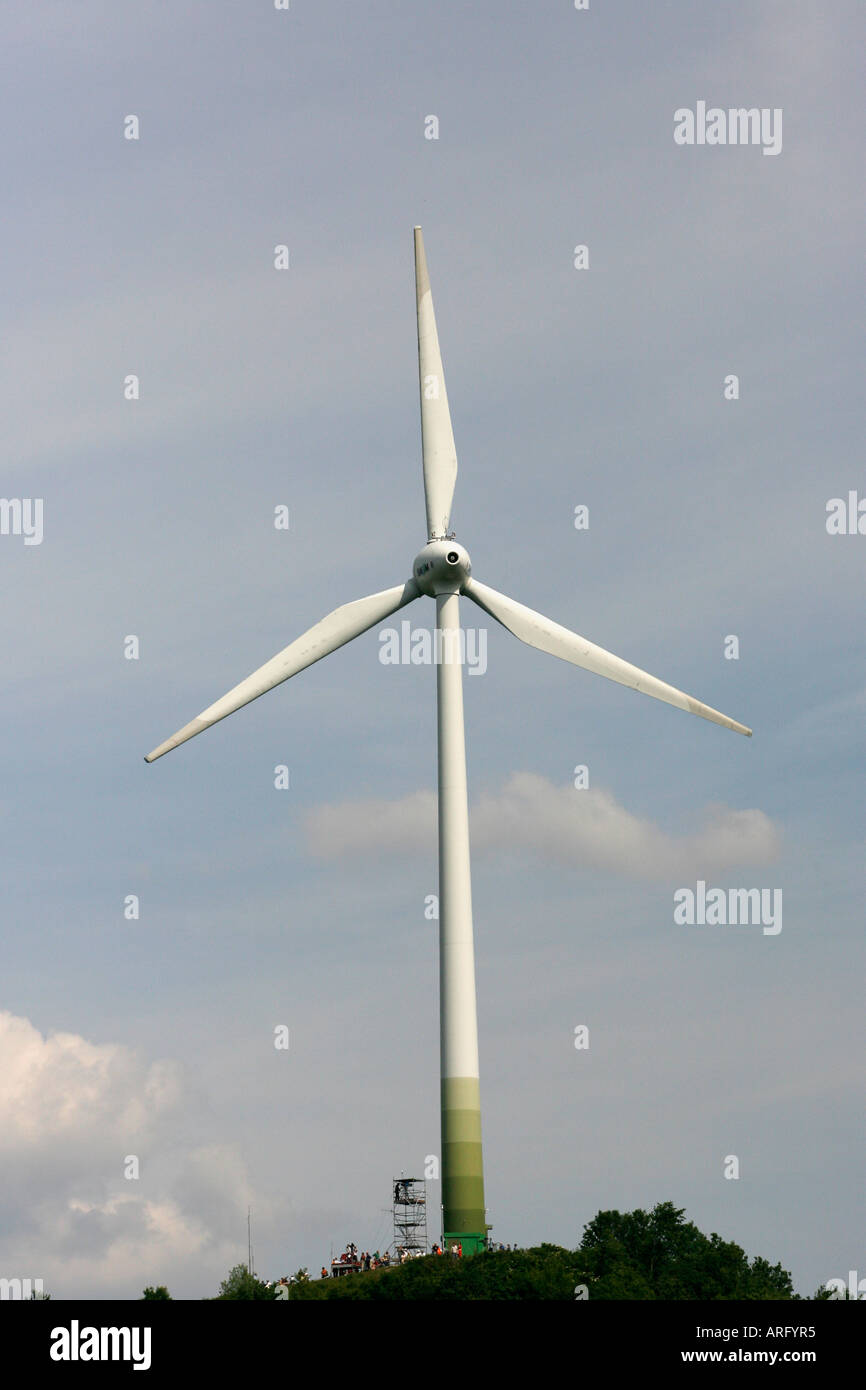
[436,591,487,1251]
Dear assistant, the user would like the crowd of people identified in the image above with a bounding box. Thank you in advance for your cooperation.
[327,1241,423,1275]
[325,1238,519,1275]
[265,1239,523,1286]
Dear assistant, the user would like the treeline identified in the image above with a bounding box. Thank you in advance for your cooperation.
[289,1203,798,1301]
[144,1203,840,1300]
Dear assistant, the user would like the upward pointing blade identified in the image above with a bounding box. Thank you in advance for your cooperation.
[415,227,458,539]
[144,578,420,761]
[463,577,752,736]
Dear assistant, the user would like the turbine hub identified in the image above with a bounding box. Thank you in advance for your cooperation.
[412,539,471,596]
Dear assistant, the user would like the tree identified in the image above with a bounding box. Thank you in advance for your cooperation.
[141,1286,172,1300]
[216,1264,277,1300]
[575,1202,796,1300]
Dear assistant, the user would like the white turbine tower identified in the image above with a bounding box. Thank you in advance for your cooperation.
[145,227,751,1252]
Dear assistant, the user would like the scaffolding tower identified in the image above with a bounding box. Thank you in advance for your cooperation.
[392,1176,428,1258]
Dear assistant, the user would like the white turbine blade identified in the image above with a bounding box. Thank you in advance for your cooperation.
[145,578,420,762]
[463,577,752,736]
[415,226,458,539]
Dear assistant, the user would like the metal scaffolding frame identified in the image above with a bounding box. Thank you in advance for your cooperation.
[392,1176,428,1258]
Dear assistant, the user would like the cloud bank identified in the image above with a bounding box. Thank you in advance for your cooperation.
[305,773,780,881]
[0,1011,277,1298]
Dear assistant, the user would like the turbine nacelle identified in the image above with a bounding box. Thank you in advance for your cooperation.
[412,539,472,596]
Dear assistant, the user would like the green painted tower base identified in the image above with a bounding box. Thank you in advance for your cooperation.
[443,1230,488,1255]
[441,1077,488,1253]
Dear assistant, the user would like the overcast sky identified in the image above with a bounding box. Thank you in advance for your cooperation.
[1,1,863,1298]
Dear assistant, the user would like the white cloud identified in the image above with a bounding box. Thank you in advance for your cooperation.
[305,772,781,881]
[0,1012,182,1151]
[0,1011,280,1298]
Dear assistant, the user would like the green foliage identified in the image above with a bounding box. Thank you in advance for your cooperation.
[290,1248,576,1301]
[216,1264,278,1300]
[289,1203,798,1301]
[574,1202,795,1300]
[141,1285,172,1300]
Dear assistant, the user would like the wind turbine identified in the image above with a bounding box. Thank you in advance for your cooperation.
[145,227,751,1253]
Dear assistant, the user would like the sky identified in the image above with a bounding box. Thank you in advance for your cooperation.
[1,0,863,1299]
